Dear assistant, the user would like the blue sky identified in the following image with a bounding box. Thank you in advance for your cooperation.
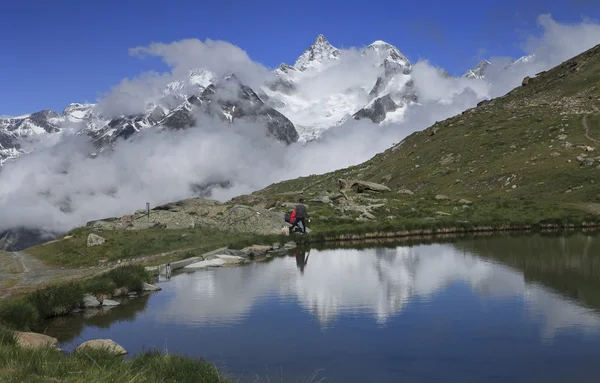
[0,0,598,116]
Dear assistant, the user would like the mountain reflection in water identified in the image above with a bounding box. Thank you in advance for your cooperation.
[45,233,600,382]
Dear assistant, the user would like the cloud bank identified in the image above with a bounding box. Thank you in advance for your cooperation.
[1,14,599,235]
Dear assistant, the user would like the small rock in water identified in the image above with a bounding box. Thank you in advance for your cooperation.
[102,299,120,307]
[141,282,162,291]
[83,295,101,308]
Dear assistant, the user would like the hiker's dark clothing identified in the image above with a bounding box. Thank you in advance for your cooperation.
[294,204,309,233]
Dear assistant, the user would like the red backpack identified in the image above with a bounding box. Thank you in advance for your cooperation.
[290,210,297,223]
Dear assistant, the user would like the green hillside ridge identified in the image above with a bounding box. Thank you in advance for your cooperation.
[247,43,600,227]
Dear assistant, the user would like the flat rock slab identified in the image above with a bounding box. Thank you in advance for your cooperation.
[76,339,127,355]
[102,299,120,307]
[14,332,60,350]
[185,258,227,269]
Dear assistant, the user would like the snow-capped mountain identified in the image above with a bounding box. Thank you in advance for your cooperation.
[463,60,492,79]
[0,34,534,165]
[462,55,536,79]
[294,34,340,71]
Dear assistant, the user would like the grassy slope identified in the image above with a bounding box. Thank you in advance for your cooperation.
[26,226,288,267]
[256,44,600,223]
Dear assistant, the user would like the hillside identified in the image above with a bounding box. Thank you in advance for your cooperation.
[244,43,600,230]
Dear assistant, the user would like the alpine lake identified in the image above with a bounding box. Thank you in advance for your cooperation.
[44,231,600,382]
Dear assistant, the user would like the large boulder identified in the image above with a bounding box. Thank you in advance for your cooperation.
[351,181,391,193]
[14,332,60,350]
[87,233,106,247]
[76,339,127,355]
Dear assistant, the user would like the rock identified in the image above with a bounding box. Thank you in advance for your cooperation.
[113,287,130,297]
[102,299,120,307]
[284,241,297,249]
[351,180,391,193]
[87,233,106,247]
[353,94,400,123]
[241,245,272,257]
[14,332,60,350]
[76,339,127,356]
[522,76,531,86]
[557,134,568,140]
[151,222,167,229]
[83,294,101,308]
[361,211,376,220]
[184,258,226,269]
[381,174,392,183]
[435,211,452,216]
[549,152,561,157]
[310,196,331,204]
[397,189,415,195]
[458,199,472,205]
[141,282,162,291]
[435,194,450,200]
[338,179,350,190]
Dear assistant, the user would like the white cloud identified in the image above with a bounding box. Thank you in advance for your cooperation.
[1,14,600,234]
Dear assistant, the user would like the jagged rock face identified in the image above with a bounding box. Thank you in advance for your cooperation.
[294,34,340,71]
[463,60,492,79]
[353,94,400,123]
[160,76,299,144]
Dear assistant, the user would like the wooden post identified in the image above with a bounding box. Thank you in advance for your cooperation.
[146,202,150,227]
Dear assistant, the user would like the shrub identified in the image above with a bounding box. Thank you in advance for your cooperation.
[82,277,117,296]
[105,265,150,291]
[0,300,39,330]
[26,283,84,318]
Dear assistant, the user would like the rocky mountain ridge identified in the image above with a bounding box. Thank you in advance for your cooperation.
[1,34,534,165]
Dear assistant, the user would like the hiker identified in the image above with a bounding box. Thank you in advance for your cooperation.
[285,207,304,234]
[294,198,309,234]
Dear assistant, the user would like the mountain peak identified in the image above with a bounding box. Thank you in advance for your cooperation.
[314,34,329,45]
[463,59,492,79]
[364,40,410,69]
[294,34,340,71]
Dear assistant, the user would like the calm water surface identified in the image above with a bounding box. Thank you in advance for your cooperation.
[46,233,600,382]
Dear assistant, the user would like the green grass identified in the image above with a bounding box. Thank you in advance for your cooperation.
[27,227,289,268]
[0,265,152,331]
[0,344,231,383]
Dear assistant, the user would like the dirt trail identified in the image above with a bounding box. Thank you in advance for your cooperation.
[0,251,96,298]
